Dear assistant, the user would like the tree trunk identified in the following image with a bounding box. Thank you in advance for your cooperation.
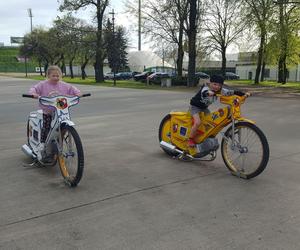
[95,4,106,83]
[221,48,226,77]
[54,54,64,66]
[187,0,197,87]
[44,61,49,75]
[38,61,43,76]
[278,55,287,84]
[277,2,287,84]
[176,20,184,79]
[69,55,76,79]
[81,57,89,80]
[260,60,266,82]
[254,30,265,84]
[177,47,184,80]
[69,61,74,79]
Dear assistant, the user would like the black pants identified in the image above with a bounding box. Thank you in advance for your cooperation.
[41,113,52,142]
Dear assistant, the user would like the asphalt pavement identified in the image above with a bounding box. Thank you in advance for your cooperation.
[0,76,300,250]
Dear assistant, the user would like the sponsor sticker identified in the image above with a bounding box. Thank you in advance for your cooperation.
[212,113,219,120]
[180,126,187,136]
[173,124,178,132]
[218,108,224,117]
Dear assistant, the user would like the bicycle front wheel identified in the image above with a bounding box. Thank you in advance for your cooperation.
[221,122,269,179]
[58,126,84,187]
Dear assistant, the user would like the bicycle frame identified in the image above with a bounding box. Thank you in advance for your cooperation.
[23,95,80,162]
[163,95,254,157]
[159,94,269,178]
[40,95,80,154]
[218,95,255,151]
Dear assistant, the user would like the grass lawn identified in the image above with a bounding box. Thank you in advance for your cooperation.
[27,75,192,91]
[226,79,300,90]
[24,75,300,92]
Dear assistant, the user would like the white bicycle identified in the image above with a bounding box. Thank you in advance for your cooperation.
[22,93,91,187]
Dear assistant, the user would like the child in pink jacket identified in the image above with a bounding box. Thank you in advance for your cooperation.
[29,65,81,152]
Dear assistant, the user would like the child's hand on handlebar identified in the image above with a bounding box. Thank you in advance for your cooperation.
[208,90,215,96]
[244,92,251,97]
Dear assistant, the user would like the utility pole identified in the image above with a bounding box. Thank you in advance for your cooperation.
[109,9,116,86]
[138,0,141,51]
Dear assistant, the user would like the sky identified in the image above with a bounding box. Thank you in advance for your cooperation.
[0,0,242,56]
[0,0,142,49]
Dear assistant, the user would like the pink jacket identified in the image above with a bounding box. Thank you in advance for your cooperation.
[29,80,81,113]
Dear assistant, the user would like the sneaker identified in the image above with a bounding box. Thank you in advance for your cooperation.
[187,138,196,147]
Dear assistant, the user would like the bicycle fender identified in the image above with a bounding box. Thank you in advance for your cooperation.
[60,120,75,128]
[236,118,255,124]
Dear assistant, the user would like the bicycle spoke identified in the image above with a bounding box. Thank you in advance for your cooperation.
[224,125,264,175]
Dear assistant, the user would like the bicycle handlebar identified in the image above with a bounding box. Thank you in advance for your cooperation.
[22,94,35,98]
[22,93,91,98]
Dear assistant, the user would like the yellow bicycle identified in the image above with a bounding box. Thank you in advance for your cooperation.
[159,95,269,179]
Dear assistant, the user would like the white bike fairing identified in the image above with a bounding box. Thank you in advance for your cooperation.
[24,95,79,159]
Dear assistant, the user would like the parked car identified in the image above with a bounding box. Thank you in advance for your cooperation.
[147,72,170,84]
[133,71,154,81]
[132,71,141,77]
[105,71,141,80]
[195,72,210,80]
[104,72,114,80]
[195,71,210,84]
[225,72,240,80]
[114,72,134,80]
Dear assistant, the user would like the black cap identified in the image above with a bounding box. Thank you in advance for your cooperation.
[210,74,224,85]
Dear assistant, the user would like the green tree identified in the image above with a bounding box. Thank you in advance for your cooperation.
[204,0,245,77]
[53,15,83,78]
[138,0,189,78]
[266,23,300,80]
[77,30,96,79]
[20,27,63,73]
[104,21,128,73]
[59,0,109,83]
[115,27,129,72]
[243,0,275,84]
[274,0,300,83]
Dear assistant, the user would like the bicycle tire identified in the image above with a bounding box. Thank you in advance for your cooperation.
[58,126,84,187]
[221,122,269,179]
[158,114,179,157]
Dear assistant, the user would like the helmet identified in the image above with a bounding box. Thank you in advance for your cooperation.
[210,74,224,85]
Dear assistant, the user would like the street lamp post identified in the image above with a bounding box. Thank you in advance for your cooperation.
[27,8,33,32]
[25,8,33,77]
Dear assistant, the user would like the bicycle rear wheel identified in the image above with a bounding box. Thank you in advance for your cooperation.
[58,126,84,187]
[158,114,180,157]
[221,122,269,179]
